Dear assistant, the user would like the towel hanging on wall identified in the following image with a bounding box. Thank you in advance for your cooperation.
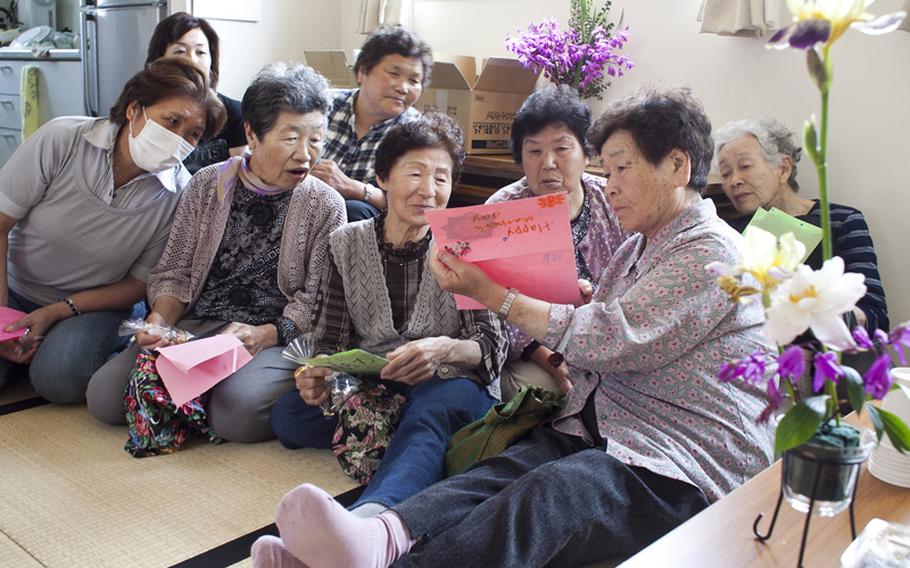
[697,0,788,38]
[20,65,39,140]
[357,0,413,34]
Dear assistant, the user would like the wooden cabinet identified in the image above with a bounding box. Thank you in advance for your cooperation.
[0,55,84,168]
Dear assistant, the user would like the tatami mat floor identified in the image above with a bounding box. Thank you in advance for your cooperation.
[0,393,357,568]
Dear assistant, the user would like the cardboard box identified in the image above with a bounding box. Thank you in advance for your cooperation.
[417,56,539,154]
[304,50,357,88]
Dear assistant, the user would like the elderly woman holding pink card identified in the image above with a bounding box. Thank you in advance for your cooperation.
[267,113,506,517]
[250,87,774,568]
[486,85,627,399]
[86,63,346,443]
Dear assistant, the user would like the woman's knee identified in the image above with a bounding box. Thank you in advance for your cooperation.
[86,346,140,424]
[270,389,336,449]
[405,378,492,421]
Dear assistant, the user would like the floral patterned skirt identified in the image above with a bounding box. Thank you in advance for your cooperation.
[124,351,223,457]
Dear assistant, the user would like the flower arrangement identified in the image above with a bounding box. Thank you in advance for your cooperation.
[709,0,909,457]
[504,0,633,100]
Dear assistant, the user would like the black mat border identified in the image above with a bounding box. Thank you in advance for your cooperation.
[170,485,366,568]
[0,396,48,416]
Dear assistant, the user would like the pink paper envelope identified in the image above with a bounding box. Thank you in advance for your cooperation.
[0,306,28,343]
[156,334,253,408]
[427,193,582,309]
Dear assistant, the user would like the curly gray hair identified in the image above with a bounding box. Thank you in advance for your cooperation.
[715,118,802,190]
[241,62,331,139]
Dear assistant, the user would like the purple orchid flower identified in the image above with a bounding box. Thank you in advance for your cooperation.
[864,355,893,400]
[813,351,844,393]
[891,325,910,365]
[777,345,806,386]
[852,326,874,350]
[768,19,832,50]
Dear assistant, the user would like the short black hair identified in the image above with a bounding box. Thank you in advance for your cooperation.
[110,57,226,140]
[374,113,465,183]
[146,12,221,89]
[241,62,331,140]
[510,85,591,164]
[588,86,714,193]
[353,26,433,88]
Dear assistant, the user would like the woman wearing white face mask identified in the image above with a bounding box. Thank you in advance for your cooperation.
[87,63,347,444]
[0,57,225,403]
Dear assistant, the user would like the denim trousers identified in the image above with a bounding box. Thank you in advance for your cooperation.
[269,375,496,509]
[0,288,145,403]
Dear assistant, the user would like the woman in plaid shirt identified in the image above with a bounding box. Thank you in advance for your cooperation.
[311,26,432,222]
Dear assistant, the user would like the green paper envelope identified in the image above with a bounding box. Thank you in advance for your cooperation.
[304,349,389,375]
[745,207,822,263]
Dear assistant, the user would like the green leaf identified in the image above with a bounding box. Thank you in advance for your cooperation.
[866,405,910,454]
[775,395,828,455]
[803,119,820,166]
[806,48,827,91]
[842,366,866,416]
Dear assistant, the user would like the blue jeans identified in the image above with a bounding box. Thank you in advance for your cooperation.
[270,375,496,508]
[0,288,145,402]
[345,199,380,222]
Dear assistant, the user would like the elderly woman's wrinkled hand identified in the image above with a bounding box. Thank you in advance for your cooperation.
[310,160,358,199]
[294,364,332,406]
[381,337,451,385]
[429,245,494,300]
[222,322,278,356]
[136,312,173,351]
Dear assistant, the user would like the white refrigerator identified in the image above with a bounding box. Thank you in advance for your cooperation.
[80,0,168,117]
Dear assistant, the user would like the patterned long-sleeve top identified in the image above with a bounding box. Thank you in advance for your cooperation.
[486,173,628,360]
[148,164,347,337]
[544,198,775,502]
[730,201,888,332]
[312,213,506,390]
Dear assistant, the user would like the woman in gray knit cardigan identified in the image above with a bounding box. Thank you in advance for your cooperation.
[269,113,507,517]
[86,63,346,443]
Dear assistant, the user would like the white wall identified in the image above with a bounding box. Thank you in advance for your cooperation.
[204,0,341,99]
[338,0,910,323]
[220,0,909,323]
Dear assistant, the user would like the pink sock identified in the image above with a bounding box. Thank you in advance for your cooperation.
[251,535,310,568]
[275,484,415,568]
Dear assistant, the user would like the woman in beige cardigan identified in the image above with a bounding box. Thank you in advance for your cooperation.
[87,63,346,443]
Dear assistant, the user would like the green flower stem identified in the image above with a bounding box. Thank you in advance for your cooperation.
[817,45,833,261]
[826,377,840,427]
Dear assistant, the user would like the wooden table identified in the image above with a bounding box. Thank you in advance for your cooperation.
[620,419,910,567]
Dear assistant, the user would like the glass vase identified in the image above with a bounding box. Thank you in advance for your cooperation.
[782,427,876,516]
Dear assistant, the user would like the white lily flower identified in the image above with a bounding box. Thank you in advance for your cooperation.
[764,256,866,349]
[738,227,805,288]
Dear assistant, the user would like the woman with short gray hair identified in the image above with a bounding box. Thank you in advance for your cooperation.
[716,117,888,332]
[87,63,347,442]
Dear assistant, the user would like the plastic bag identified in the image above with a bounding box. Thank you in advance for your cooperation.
[283,336,362,416]
[118,319,194,344]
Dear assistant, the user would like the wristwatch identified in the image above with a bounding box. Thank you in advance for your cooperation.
[498,287,519,319]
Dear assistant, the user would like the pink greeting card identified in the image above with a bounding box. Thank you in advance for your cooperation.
[156,334,253,408]
[427,192,582,309]
[0,306,28,343]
